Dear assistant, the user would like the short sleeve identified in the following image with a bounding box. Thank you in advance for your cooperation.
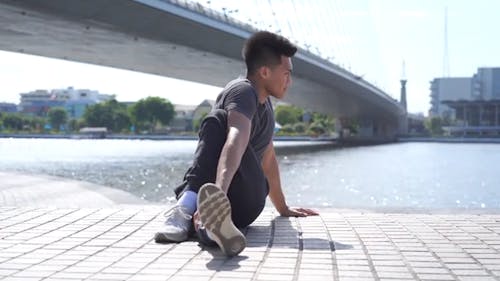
[223,83,258,120]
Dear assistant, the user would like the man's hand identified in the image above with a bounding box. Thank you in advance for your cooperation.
[279,207,319,217]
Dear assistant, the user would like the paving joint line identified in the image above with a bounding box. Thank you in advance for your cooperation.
[318,215,339,281]
[250,211,276,281]
[0,207,58,232]
[291,217,303,281]
[131,210,205,280]
[33,208,135,280]
[343,214,380,281]
[1,208,81,255]
[0,207,35,223]
[374,215,423,280]
[1,208,104,279]
[425,216,500,281]
[71,209,179,281]
[75,209,161,280]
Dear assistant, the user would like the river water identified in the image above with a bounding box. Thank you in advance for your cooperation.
[1,138,499,212]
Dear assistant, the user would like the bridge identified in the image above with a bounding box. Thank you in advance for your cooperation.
[0,0,407,141]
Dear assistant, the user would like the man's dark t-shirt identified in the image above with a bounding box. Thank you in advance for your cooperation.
[213,78,275,161]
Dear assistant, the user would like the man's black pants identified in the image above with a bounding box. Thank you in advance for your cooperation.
[174,109,269,228]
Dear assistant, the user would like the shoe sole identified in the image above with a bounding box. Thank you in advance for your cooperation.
[197,183,246,256]
[154,231,187,243]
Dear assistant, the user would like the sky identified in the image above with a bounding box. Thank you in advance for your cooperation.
[1,0,500,115]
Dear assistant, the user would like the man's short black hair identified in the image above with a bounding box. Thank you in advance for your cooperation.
[242,31,297,75]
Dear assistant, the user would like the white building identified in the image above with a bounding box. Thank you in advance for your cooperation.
[472,67,500,100]
[430,67,500,119]
[430,67,500,136]
[429,77,472,118]
[19,87,114,117]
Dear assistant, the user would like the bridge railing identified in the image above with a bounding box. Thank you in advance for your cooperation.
[165,0,258,33]
[163,0,399,106]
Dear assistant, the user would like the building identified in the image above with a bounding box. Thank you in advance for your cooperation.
[170,100,215,132]
[0,102,17,113]
[19,87,114,117]
[472,67,500,100]
[192,99,215,122]
[430,67,500,136]
[429,77,472,118]
[170,104,196,132]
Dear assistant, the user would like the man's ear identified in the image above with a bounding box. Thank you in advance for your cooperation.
[258,66,270,79]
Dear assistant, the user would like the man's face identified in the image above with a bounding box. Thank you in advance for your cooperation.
[266,56,293,99]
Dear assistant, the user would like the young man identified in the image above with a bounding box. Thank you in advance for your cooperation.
[155,31,318,256]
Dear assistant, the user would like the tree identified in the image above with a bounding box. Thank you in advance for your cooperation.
[67,118,82,132]
[275,105,303,126]
[308,121,326,136]
[48,107,68,132]
[84,103,113,129]
[312,112,335,131]
[29,116,46,133]
[293,122,307,134]
[83,99,131,133]
[2,114,23,131]
[280,124,295,134]
[425,116,444,136]
[114,110,132,133]
[130,97,175,133]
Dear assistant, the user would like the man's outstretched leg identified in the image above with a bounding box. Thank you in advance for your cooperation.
[154,110,228,243]
[197,183,246,256]
[153,192,196,243]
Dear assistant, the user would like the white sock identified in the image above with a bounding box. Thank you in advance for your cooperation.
[177,190,197,215]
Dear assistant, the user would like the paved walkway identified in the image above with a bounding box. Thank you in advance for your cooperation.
[1,173,500,280]
[0,172,145,207]
[1,207,500,281]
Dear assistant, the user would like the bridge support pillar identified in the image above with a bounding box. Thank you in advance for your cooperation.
[358,118,374,137]
[334,118,343,139]
[398,113,408,136]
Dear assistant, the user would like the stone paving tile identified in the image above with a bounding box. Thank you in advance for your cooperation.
[1,207,500,280]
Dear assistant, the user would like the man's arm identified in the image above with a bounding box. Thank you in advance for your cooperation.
[262,141,319,217]
[215,110,251,193]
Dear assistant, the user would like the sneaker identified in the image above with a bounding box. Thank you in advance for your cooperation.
[154,205,193,243]
[197,183,246,256]
[196,225,218,247]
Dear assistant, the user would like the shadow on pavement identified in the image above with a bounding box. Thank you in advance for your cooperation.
[199,216,354,270]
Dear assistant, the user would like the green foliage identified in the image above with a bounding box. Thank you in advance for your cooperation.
[273,104,337,137]
[2,113,24,131]
[67,118,83,132]
[280,124,295,134]
[308,121,326,136]
[293,122,307,133]
[29,116,46,133]
[275,105,303,126]
[114,110,131,133]
[312,112,335,131]
[48,107,68,131]
[0,113,48,133]
[84,103,113,128]
[425,116,444,136]
[83,99,131,133]
[130,97,175,133]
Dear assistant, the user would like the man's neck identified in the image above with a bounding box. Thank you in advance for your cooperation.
[247,75,268,104]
